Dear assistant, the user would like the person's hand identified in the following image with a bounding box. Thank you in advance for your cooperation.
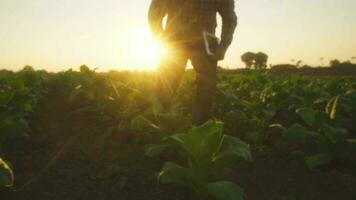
[213,46,227,61]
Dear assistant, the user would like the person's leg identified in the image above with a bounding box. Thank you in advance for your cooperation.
[190,52,218,125]
[157,49,188,111]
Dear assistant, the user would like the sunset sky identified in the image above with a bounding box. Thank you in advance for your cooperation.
[0,0,355,71]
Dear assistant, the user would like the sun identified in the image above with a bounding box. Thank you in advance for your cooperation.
[125,29,167,71]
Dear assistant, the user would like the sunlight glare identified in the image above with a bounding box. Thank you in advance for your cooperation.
[125,29,167,71]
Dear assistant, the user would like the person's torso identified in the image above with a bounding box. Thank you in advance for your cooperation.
[164,0,220,45]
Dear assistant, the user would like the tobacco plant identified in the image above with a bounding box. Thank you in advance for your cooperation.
[148,121,251,200]
[278,96,355,169]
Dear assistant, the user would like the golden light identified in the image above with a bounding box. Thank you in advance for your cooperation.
[124,28,167,71]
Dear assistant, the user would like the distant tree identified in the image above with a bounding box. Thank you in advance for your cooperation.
[296,60,303,68]
[271,64,297,69]
[270,64,297,74]
[329,59,341,67]
[343,60,352,65]
[241,52,255,69]
[22,65,34,71]
[80,65,91,73]
[301,64,311,68]
[254,52,268,69]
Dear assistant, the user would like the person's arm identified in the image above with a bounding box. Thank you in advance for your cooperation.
[215,0,237,60]
[148,0,167,38]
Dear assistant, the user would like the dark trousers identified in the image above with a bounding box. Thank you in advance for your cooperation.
[157,45,217,125]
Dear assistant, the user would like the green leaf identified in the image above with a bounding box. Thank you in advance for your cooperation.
[269,124,286,134]
[296,108,317,126]
[262,109,276,120]
[0,158,14,187]
[144,144,169,157]
[0,118,29,139]
[348,139,356,145]
[321,124,347,144]
[313,97,330,105]
[182,121,224,160]
[227,110,248,121]
[313,111,330,128]
[206,181,244,200]
[21,103,33,112]
[325,96,339,120]
[283,124,317,141]
[305,153,333,169]
[166,134,185,146]
[158,162,192,187]
[213,136,252,166]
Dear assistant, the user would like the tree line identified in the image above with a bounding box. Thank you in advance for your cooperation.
[240,52,356,69]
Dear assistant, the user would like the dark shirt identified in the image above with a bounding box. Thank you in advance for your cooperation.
[149,0,237,50]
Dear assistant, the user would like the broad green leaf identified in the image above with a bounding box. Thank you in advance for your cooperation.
[262,109,276,120]
[158,162,192,187]
[227,110,248,121]
[305,153,333,169]
[226,110,248,127]
[296,108,316,126]
[182,121,224,160]
[213,136,252,166]
[314,111,330,127]
[321,124,347,144]
[283,124,317,141]
[144,144,169,157]
[0,158,14,187]
[202,121,224,159]
[166,134,185,146]
[206,181,244,200]
[0,118,29,139]
[223,136,252,160]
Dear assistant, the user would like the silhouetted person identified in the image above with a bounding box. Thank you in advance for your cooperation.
[149,0,237,125]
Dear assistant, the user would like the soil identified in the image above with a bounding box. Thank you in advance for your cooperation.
[1,90,356,200]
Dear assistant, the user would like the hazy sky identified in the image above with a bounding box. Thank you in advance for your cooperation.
[1,0,356,71]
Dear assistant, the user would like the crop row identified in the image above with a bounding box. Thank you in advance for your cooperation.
[0,67,355,199]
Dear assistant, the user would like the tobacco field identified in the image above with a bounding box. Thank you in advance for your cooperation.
[0,66,355,200]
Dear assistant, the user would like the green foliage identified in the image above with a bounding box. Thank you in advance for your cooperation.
[158,162,193,187]
[279,96,352,169]
[0,68,355,196]
[305,153,333,169]
[154,121,251,200]
[206,181,244,200]
[296,108,318,127]
[0,69,46,187]
[0,158,14,187]
[283,124,317,142]
[217,73,355,146]
[217,72,355,169]
[0,71,44,140]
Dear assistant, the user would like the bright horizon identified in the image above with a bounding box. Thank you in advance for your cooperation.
[1,0,356,72]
